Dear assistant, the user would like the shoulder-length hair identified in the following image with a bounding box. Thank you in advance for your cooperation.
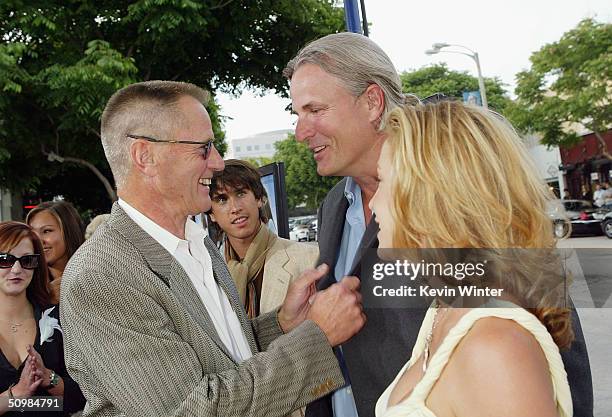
[383,101,573,348]
[0,221,51,307]
[26,201,85,260]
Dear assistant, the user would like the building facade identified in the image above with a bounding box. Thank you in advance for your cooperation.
[559,130,612,200]
[524,134,565,198]
[228,129,294,159]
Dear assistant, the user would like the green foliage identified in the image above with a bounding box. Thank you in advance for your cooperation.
[400,64,512,114]
[244,156,275,168]
[0,0,344,209]
[273,134,340,210]
[512,18,612,151]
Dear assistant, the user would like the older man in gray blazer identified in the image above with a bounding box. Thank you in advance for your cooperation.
[60,80,365,417]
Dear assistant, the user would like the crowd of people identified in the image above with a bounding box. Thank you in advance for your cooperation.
[0,32,595,417]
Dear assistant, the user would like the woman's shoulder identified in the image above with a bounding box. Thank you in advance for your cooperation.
[454,314,548,370]
[443,314,559,417]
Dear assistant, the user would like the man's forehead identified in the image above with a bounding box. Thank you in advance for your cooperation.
[289,64,346,104]
[173,96,213,139]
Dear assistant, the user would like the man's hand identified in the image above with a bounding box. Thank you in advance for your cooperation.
[278,264,329,333]
[307,276,366,346]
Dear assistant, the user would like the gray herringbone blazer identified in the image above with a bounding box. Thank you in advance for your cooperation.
[60,203,344,417]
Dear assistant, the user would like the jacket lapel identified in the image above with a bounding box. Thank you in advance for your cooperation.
[108,203,240,360]
[317,178,349,290]
[260,240,291,313]
[349,213,380,277]
[203,237,258,353]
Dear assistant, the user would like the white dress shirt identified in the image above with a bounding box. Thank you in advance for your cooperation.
[118,199,252,363]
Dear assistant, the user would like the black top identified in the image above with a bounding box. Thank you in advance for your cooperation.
[0,304,85,416]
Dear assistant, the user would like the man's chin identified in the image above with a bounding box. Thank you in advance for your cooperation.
[316,163,336,177]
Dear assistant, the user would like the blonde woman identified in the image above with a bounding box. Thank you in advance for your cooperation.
[371,101,580,417]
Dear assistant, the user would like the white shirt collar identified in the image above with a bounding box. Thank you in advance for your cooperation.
[118,199,186,256]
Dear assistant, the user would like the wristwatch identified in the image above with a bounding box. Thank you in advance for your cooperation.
[49,371,60,387]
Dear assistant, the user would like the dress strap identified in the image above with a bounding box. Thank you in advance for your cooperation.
[408,308,572,417]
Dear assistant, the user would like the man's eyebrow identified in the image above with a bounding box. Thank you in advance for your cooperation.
[288,101,323,114]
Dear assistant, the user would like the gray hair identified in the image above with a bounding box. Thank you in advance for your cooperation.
[284,32,411,129]
[100,80,209,189]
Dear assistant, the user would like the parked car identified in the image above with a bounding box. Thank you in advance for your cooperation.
[309,218,318,241]
[289,224,316,242]
[289,216,317,242]
[593,202,612,239]
[549,199,602,238]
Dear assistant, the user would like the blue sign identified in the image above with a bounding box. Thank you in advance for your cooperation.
[344,0,362,34]
[462,91,482,106]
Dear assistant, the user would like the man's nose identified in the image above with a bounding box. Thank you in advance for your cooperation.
[229,197,241,213]
[295,117,314,143]
[207,145,225,171]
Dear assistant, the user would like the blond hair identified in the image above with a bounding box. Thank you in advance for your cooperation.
[384,101,573,348]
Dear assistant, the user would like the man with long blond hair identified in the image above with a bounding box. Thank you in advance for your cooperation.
[285,33,592,417]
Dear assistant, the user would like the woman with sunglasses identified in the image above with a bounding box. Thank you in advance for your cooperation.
[26,201,85,305]
[0,222,85,416]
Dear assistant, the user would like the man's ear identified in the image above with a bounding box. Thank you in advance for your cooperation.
[209,211,217,223]
[258,196,268,208]
[129,140,156,176]
[364,83,385,124]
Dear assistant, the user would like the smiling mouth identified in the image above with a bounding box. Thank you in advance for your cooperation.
[232,216,248,225]
[199,178,211,186]
[312,145,327,154]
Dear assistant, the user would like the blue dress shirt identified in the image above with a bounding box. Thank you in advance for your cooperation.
[331,177,365,417]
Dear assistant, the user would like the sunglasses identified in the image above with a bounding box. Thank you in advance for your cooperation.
[0,253,40,270]
[126,134,215,160]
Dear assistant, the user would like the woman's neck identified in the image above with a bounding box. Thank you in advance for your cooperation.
[48,256,67,281]
[0,293,33,321]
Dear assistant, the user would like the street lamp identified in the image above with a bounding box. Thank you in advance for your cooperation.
[425,43,488,109]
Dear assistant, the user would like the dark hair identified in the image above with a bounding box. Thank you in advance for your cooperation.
[208,159,268,222]
[26,201,85,261]
[0,221,51,307]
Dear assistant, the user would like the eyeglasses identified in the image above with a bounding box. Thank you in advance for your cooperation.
[126,134,215,160]
[0,253,40,270]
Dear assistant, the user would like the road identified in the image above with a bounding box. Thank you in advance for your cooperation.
[558,236,612,417]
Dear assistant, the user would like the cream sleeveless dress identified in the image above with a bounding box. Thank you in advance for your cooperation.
[375,305,573,417]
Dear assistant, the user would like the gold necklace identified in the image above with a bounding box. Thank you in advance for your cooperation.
[0,319,24,333]
[422,301,449,373]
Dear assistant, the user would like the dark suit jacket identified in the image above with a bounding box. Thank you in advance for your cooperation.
[306,178,594,417]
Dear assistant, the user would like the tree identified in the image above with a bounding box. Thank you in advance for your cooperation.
[400,64,512,114]
[244,156,275,168]
[512,18,612,157]
[0,0,345,212]
[273,135,340,210]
